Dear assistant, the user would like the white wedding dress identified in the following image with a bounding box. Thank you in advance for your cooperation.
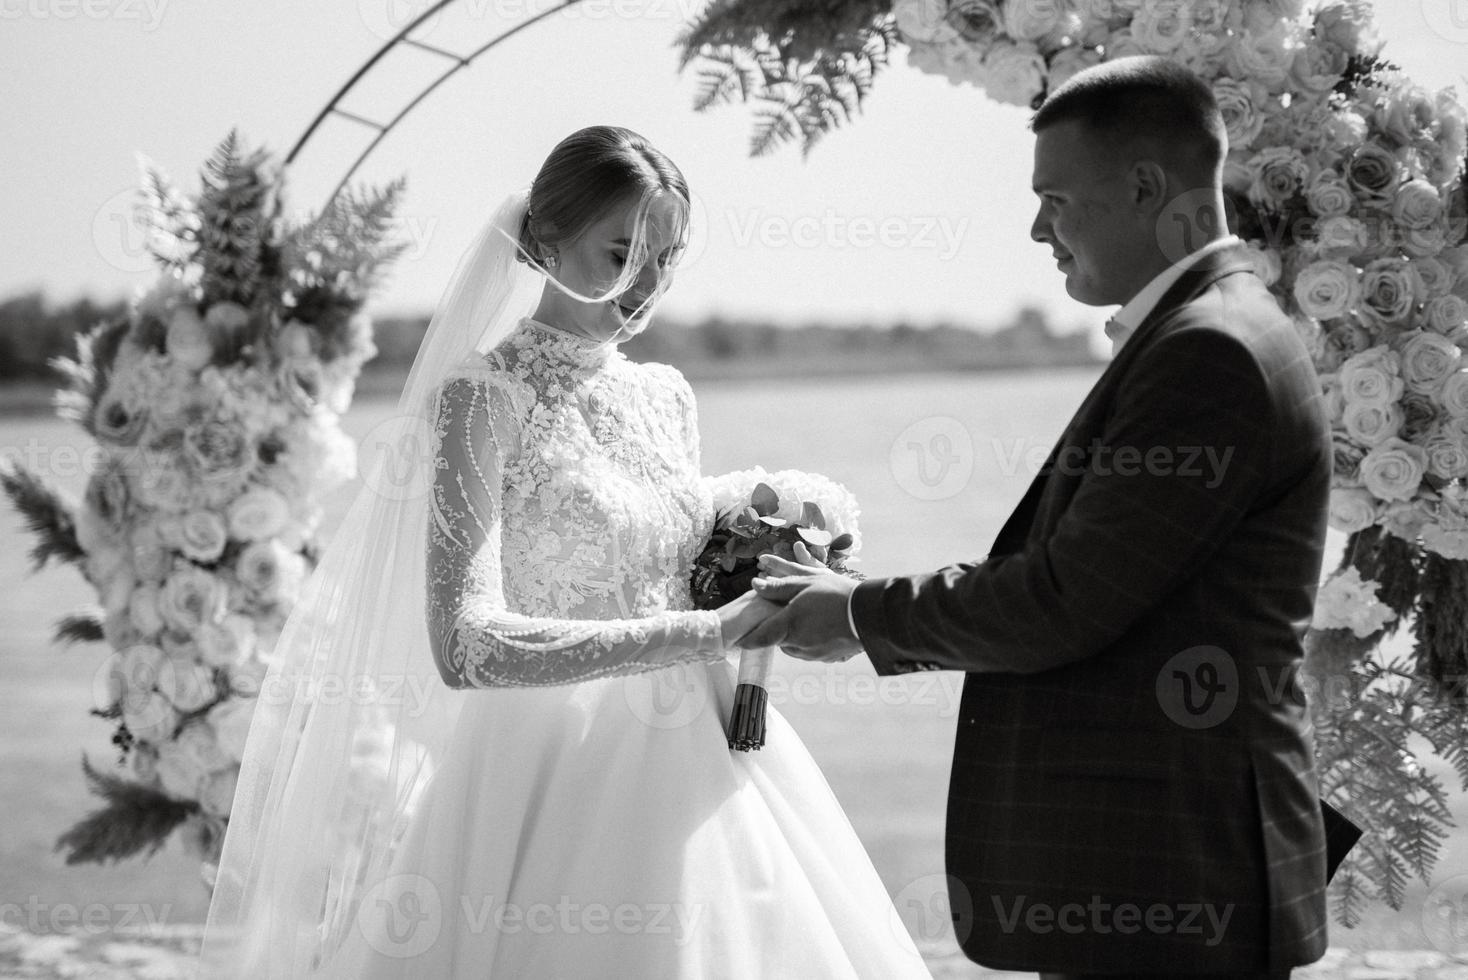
[320,316,931,978]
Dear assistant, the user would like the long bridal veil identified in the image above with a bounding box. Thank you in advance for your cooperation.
[197,188,544,977]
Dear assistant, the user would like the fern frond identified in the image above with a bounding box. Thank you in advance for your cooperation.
[0,456,84,571]
[54,754,198,865]
[54,610,104,645]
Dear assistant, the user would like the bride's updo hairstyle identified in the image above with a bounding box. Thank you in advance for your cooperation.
[516,125,691,306]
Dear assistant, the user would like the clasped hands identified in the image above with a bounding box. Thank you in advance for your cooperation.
[712,543,864,664]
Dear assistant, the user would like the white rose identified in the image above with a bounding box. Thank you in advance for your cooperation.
[1102,27,1149,61]
[167,509,228,563]
[1424,522,1468,560]
[1293,259,1361,320]
[1427,295,1468,338]
[1399,330,1461,395]
[1346,143,1399,209]
[128,521,170,582]
[1003,0,1063,42]
[1247,146,1309,210]
[1393,179,1443,231]
[1313,0,1378,56]
[203,302,250,342]
[1327,486,1379,533]
[1342,401,1404,447]
[1380,500,1428,541]
[1312,567,1396,637]
[1360,437,1429,502]
[226,486,291,542]
[1359,258,1419,326]
[207,697,258,762]
[127,583,165,637]
[1404,224,1450,261]
[981,40,1046,108]
[1131,0,1190,53]
[1226,26,1292,92]
[1290,39,1348,94]
[1312,216,1369,260]
[157,565,227,634]
[1213,79,1265,150]
[893,0,957,43]
[1440,372,1468,418]
[943,0,1002,43]
[197,613,255,668]
[1413,257,1456,300]
[159,658,219,714]
[237,540,308,602]
[1425,425,1468,480]
[1306,171,1354,220]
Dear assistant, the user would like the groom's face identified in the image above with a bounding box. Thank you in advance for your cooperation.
[1030,120,1143,307]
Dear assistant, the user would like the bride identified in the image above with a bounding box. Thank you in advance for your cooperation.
[196,125,931,978]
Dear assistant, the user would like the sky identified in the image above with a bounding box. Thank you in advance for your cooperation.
[2,0,1466,334]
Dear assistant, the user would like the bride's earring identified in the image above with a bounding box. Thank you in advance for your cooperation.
[544,251,559,269]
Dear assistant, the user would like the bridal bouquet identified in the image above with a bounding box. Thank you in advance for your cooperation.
[693,467,862,750]
[0,131,405,876]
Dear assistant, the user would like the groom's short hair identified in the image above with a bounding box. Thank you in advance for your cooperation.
[1031,56,1226,176]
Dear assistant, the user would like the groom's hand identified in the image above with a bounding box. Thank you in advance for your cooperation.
[743,554,862,663]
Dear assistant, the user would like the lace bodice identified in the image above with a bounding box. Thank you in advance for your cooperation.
[425,316,727,687]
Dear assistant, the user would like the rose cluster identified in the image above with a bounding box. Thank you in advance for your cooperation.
[77,271,365,858]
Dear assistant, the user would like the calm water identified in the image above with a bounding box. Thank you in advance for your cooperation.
[0,366,1454,954]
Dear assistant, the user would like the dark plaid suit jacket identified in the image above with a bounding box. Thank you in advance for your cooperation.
[853,246,1332,974]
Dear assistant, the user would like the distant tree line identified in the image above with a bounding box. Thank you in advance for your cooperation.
[0,290,1098,386]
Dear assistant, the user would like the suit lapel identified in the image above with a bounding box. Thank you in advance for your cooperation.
[986,245,1260,558]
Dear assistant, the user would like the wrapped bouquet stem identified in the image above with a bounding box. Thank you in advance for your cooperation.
[727,645,776,751]
[692,468,863,751]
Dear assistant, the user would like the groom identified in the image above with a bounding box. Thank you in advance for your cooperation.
[745,57,1334,978]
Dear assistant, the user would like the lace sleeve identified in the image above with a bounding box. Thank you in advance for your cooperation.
[425,371,726,689]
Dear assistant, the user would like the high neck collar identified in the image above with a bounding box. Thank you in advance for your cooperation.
[513,315,617,370]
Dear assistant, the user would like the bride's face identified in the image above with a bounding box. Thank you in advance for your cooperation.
[546,190,688,343]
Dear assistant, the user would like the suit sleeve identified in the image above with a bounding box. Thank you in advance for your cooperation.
[853,322,1273,675]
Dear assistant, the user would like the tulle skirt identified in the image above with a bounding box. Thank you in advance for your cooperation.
[319,655,932,978]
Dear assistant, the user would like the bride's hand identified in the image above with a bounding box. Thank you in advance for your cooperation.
[717,591,783,648]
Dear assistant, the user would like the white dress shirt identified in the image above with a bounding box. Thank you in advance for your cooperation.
[842,236,1242,646]
[1104,235,1242,355]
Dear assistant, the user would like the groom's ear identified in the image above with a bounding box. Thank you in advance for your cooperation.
[1127,160,1168,215]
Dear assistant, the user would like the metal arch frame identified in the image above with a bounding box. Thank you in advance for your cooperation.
[287,0,589,209]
